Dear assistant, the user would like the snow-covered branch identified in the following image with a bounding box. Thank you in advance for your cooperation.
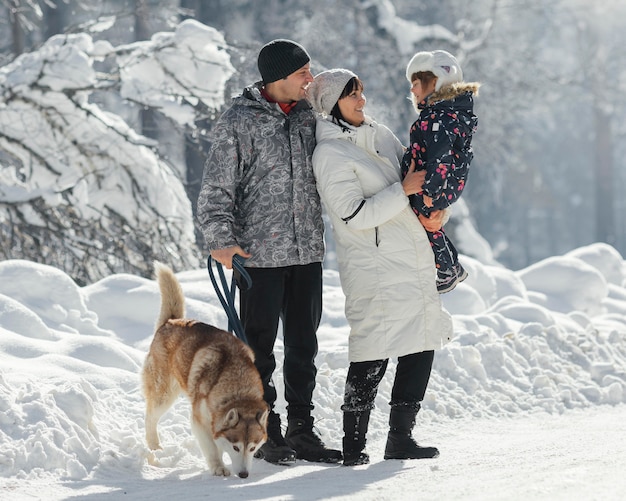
[0,19,235,283]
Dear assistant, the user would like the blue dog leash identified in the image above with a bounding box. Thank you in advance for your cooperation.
[207,254,252,344]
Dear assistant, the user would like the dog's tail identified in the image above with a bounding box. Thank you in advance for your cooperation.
[154,261,185,328]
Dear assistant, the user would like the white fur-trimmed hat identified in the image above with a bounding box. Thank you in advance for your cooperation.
[406,50,463,91]
[307,68,357,115]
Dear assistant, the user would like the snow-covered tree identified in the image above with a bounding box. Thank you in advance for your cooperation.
[0,19,234,283]
[4,0,626,279]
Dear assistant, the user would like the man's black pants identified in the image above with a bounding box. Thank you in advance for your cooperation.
[240,262,322,419]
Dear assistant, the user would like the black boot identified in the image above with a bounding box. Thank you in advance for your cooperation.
[384,407,439,460]
[342,410,370,466]
[285,416,343,463]
[255,411,296,465]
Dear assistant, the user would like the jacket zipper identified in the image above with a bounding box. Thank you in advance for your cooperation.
[342,200,366,223]
[341,200,379,246]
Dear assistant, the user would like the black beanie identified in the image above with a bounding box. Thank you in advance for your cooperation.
[257,39,311,84]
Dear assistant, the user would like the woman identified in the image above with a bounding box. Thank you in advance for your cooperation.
[307,69,453,466]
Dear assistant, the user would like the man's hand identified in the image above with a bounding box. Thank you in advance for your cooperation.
[419,210,445,232]
[211,246,252,269]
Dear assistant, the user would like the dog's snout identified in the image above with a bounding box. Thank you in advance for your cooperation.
[238,470,249,479]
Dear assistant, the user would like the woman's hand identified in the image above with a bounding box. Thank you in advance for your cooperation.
[419,210,445,232]
[402,159,426,196]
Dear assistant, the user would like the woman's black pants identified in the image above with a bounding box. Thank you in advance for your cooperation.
[341,350,435,412]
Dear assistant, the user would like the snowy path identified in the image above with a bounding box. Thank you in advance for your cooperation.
[2,404,625,501]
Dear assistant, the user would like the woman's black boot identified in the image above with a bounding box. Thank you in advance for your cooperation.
[384,407,439,459]
[342,410,371,466]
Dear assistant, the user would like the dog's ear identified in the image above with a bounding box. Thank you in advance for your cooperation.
[257,407,269,428]
[221,408,239,430]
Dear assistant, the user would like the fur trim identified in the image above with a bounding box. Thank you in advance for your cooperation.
[427,82,481,105]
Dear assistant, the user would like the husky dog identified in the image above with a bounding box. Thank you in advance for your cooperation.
[142,262,269,478]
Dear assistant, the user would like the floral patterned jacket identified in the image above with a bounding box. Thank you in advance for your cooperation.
[400,82,479,217]
[197,83,324,267]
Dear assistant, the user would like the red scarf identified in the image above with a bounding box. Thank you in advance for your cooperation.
[261,88,298,114]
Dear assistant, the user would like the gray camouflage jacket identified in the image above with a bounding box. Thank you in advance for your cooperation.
[197,82,325,268]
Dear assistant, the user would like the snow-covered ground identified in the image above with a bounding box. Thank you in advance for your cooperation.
[1,241,626,500]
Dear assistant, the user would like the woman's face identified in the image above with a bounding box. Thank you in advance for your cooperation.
[337,86,366,127]
[410,77,437,104]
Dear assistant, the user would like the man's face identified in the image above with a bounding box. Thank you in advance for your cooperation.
[272,63,314,102]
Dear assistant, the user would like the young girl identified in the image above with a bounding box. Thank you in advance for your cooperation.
[401,50,480,293]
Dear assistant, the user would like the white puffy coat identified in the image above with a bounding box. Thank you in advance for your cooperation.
[313,117,453,362]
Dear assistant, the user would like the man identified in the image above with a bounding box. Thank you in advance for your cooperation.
[197,39,342,465]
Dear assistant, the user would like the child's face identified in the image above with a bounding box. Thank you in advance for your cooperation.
[410,77,437,104]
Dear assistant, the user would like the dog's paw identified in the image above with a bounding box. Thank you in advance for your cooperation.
[145,435,162,451]
[211,465,231,477]
[146,450,159,466]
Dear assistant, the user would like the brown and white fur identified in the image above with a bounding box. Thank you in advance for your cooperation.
[142,262,268,478]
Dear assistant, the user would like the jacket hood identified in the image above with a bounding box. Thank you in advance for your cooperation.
[234,82,267,109]
[315,114,382,140]
[315,115,404,175]
[316,116,355,142]
[315,116,381,156]
[425,81,480,107]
